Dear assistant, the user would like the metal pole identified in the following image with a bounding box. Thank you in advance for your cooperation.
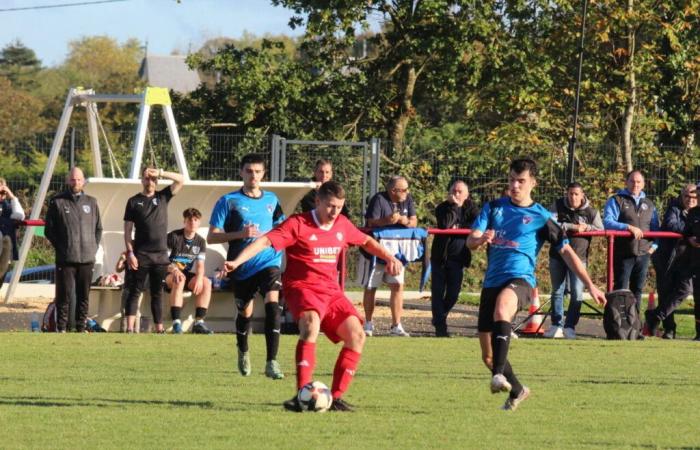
[567,0,589,183]
[70,127,75,168]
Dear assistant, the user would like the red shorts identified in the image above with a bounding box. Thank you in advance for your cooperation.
[284,283,362,343]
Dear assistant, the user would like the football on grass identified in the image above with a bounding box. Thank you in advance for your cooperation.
[298,381,332,412]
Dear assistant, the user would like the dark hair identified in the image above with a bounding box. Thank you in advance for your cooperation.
[240,153,266,169]
[315,159,332,170]
[318,181,346,200]
[567,181,583,190]
[509,158,538,178]
[183,207,202,219]
[625,169,644,181]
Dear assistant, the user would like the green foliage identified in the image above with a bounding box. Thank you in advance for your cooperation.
[0,40,41,90]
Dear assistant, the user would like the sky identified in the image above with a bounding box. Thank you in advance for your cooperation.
[0,0,306,67]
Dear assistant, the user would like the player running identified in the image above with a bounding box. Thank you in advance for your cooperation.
[224,181,402,412]
[466,158,606,411]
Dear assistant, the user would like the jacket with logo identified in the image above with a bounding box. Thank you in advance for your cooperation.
[45,191,102,264]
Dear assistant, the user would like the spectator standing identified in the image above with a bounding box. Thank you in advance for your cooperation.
[360,175,417,337]
[299,159,350,217]
[430,179,479,337]
[603,170,659,307]
[208,153,286,380]
[0,178,25,291]
[165,207,213,334]
[544,182,603,339]
[123,167,184,333]
[45,167,102,332]
[650,184,697,338]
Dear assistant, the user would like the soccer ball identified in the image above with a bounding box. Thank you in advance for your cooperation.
[297,381,333,412]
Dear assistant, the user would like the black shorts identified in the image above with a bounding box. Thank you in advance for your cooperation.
[164,271,196,293]
[231,267,282,309]
[477,278,532,332]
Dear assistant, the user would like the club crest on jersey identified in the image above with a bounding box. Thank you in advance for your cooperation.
[641,203,648,210]
[152,198,158,206]
[191,245,200,254]
[336,232,343,241]
[82,205,91,214]
[309,234,318,241]
[522,215,533,224]
[267,204,274,213]
[493,207,503,218]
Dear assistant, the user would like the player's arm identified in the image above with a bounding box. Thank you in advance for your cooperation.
[191,259,206,295]
[466,229,494,250]
[160,169,185,194]
[207,225,259,244]
[359,236,403,276]
[223,236,272,274]
[124,220,138,270]
[558,244,606,306]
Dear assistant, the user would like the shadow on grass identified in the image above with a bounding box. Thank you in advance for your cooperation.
[572,378,700,387]
[0,395,288,412]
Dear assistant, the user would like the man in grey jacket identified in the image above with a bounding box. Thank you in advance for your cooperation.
[45,167,102,332]
[544,182,603,339]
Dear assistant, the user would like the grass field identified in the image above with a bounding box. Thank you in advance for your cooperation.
[1,333,699,449]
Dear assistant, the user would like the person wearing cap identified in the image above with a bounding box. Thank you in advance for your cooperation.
[649,184,697,338]
[603,170,660,308]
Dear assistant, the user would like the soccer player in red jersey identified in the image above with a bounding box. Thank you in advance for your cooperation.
[224,181,402,412]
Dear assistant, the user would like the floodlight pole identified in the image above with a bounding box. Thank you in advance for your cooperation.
[567,0,589,183]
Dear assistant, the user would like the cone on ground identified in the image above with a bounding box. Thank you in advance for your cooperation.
[642,291,660,337]
[520,287,544,335]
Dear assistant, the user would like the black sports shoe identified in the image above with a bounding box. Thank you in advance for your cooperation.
[283,396,302,412]
[329,398,354,412]
[661,329,676,340]
[693,335,700,342]
[192,322,214,334]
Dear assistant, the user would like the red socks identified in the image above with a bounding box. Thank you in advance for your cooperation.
[295,340,316,389]
[331,347,361,399]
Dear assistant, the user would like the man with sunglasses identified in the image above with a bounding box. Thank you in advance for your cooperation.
[360,175,417,337]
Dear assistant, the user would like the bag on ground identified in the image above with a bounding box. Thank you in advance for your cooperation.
[603,289,641,340]
[41,301,57,332]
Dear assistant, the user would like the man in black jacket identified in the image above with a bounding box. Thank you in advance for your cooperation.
[430,179,479,337]
[45,167,103,332]
[544,182,603,339]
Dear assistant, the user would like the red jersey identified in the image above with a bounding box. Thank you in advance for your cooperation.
[266,211,369,288]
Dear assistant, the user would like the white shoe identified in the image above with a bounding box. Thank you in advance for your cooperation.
[543,326,564,339]
[502,386,530,411]
[563,327,577,340]
[490,374,512,394]
[390,323,410,337]
[364,321,374,337]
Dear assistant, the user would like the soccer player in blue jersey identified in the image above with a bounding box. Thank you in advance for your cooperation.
[467,158,607,411]
[208,154,286,380]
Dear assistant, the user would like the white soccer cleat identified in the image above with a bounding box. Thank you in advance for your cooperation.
[544,326,564,339]
[490,374,512,394]
[363,321,374,337]
[390,323,410,337]
[502,386,530,411]
[563,327,577,340]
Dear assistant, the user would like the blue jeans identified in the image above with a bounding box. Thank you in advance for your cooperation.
[549,257,585,329]
[613,253,651,309]
[430,259,464,330]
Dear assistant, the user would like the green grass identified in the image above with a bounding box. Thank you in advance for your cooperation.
[1,334,700,449]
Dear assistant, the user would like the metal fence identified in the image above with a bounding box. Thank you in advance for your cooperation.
[3,129,699,288]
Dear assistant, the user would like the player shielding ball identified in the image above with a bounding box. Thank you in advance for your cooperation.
[467,158,607,411]
[224,181,402,412]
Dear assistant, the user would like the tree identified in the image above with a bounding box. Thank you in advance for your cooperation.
[0,40,41,89]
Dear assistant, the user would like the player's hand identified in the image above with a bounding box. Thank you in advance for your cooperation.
[173,269,185,284]
[576,223,588,233]
[223,261,238,274]
[628,225,644,240]
[127,253,138,270]
[481,229,495,244]
[589,284,607,306]
[384,256,403,276]
[647,246,656,254]
[192,276,204,295]
[0,185,14,199]
[144,168,159,179]
[388,212,401,225]
[241,223,260,238]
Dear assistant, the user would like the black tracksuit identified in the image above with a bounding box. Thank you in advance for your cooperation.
[45,191,102,332]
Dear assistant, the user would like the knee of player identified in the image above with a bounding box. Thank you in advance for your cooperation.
[348,327,366,349]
